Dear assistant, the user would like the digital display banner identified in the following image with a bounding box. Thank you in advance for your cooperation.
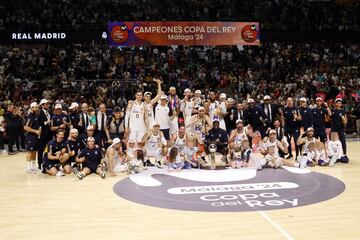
[108,22,260,46]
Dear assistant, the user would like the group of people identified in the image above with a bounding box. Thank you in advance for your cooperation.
[6,79,350,179]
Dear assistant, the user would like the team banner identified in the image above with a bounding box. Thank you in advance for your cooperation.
[108,22,259,46]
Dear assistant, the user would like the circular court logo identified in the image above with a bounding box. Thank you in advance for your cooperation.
[113,168,345,212]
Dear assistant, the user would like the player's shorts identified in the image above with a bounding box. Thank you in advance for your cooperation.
[83,163,100,173]
[43,157,61,171]
[26,134,38,151]
[128,130,146,143]
[169,117,178,135]
[160,128,170,140]
[145,148,162,159]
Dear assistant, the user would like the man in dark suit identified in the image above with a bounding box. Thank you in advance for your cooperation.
[233,102,248,127]
[95,103,111,147]
[79,103,90,135]
[224,98,236,135]
[259,95,279,130]
[38,99,52,168]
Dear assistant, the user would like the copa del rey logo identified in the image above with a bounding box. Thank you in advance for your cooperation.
[113,167,345,212]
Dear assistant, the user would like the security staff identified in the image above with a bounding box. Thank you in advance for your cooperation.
[282,97,301,159]
[331,98,349,163]
[312,97,332,143]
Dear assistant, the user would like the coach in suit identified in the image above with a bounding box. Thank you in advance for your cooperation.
[95,103,112,146]
[79,103,90,134]
[232,102,248,127]
[259,95,279,129]
[224,98,236,134]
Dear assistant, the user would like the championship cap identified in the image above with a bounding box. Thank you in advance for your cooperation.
[30,102,38,108]
[247,98,255,103]
[39,99,49,105]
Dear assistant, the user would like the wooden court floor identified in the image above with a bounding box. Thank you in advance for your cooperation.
[0,142,359,240]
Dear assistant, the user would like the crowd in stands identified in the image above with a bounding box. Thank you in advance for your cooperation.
[0,0,359,32]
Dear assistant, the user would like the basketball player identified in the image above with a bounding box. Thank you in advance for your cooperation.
[169,123,197,166]
[180,88,194,128]
[261,130,307,168]
[23,102,41,173]
[104,138,127,176]
[125,91,149,154]
[42,129,70,177]
[141,122,167,168]
[205,92,219,123]
[168,86,180,134]
[186,106,212,143]
[75,137,106,179]
[297,127,319,160]
[144,78,163,128]
[228,119,252,152]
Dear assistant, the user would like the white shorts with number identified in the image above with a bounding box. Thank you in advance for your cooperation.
[129,130,146,143]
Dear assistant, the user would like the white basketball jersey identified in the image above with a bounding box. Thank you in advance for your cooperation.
[303,137,316,154]
[146,131,162,151]
[234,127,248,144]
[144,102,155,128]
[263,139,280,157]
[208,101,218,121]
[174,132,186,152]
[129,102,146,130]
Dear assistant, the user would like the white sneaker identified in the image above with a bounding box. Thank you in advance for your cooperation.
[31,168,40,174]
[299,156,308,168]
[329,156,337,167]
[26,168,34,173]
[56,171,65,177]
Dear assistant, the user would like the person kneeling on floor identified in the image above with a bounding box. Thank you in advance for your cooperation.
[74,137,106,180]
[42,129,70,177]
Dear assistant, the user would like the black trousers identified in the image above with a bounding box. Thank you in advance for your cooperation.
[0,131,4,149]
[285,127,300,157]
[6,127,16,152]
[15,127,25,150]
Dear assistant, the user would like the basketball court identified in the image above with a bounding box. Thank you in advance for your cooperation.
[1,141,359,240]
